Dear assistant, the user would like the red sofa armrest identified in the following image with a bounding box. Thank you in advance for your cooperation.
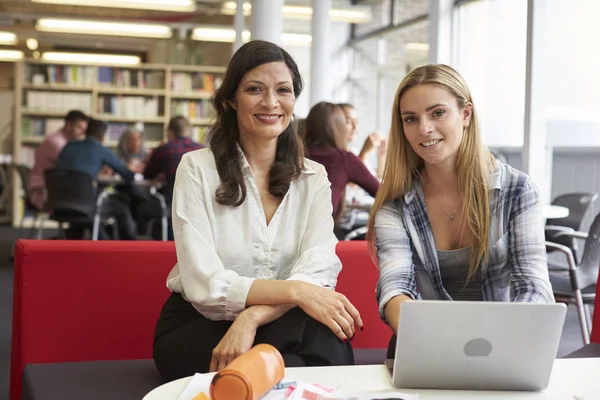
[10,240,176,400]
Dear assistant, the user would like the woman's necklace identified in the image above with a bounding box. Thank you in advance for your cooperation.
[427,183,462,221]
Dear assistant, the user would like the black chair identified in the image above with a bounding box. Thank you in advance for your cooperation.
[546,192,599,263]
[344,225,367,241]
[546,211,600,345]
[13,164,43,236]
[37,169,107,240]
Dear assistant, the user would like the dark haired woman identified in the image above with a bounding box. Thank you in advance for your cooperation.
[304,102,380,229]
[152,40,362,382]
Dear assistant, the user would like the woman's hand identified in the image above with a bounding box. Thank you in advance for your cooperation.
[294,282,363,341]
[209,311,258,372]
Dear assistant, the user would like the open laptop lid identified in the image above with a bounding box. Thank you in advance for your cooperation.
[389,301,567,391]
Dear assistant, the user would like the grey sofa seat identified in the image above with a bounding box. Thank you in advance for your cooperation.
[22,349,387,400]
[563,343,600,359]
[23,360,162,400]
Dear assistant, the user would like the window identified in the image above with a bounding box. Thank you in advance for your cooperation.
[455,0,527,147]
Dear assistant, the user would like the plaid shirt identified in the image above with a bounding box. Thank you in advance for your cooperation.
[144,137,204,204]
[375,162,554,320]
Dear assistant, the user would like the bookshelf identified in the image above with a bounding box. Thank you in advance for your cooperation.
[12,59,226,226]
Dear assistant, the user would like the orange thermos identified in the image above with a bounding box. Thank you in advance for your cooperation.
[209,343,285,400]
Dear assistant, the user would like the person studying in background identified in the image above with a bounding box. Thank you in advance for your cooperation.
[339,102,387,179]
[137,116,203,240]
[366,64,554,356]
[27,110,88,210]
[56,119,137,240]
[143,116,203,205]
[153,40,362,382]
[116,127,148,173]
[304,102,379,222]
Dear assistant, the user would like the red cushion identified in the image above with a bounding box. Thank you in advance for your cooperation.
[335,241,391,349]
[10,239,389,400]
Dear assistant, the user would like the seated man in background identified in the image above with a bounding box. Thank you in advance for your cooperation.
[27,110,88,210]
[139,115,204,240]
[56,119,137,240]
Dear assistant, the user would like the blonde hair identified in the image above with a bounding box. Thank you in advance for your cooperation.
[366,64,495,282]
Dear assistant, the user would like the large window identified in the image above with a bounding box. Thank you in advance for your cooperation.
[349,0,430,151]
[455,0,527,147]
[544,0,600,147]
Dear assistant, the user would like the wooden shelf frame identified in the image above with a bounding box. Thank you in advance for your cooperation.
[12,59,226,226]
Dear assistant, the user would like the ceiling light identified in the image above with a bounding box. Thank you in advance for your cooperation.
[0,50,24,61]
[405,42,430,51]
[26,38,39,50]
[42,52,141,65]
[221,2,372,24]
[0,31,17,45]
[36,18,172,39]
[191,27,311,46]
[30,0,195,12]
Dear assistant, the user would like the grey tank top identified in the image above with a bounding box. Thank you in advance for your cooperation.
[438,247,483,301]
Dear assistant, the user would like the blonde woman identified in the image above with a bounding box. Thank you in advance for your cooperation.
[367,64,553,348]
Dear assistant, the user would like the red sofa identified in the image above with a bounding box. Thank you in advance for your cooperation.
[10,239,390,400]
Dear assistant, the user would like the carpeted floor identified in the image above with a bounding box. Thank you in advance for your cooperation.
[0,225,590,400]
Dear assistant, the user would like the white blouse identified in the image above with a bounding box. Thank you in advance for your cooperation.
[166,148,342,321]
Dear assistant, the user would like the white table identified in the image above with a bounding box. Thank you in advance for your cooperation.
[143,358,600,400]
[543,205,569,220]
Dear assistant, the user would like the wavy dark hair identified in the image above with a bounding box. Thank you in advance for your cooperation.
[209,40,304,207]
[304,102,348,150]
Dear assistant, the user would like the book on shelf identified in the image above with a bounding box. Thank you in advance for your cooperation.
[19,146,35,167]
[171,72,222,93]
[171,100,214,119]
[21,117,66,138]
[191,126,207,144]
[25,64,94,86]
[98,67,165,89]
[97,95,161,118]
[25,91,93,114]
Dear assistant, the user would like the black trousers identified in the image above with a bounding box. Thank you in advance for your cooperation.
[153,293,355,382]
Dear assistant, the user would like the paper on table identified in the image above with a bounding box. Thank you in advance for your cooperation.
[175,373,300,400]
[288,382,419,400]
[176,373,213,400]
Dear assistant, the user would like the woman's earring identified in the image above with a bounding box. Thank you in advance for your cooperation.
[291,114,295,122]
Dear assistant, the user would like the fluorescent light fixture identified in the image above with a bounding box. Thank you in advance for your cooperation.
[30,0,195,12]
[36,18,172,39]
[0,50,23,61]
[281,33,312,46]
[0,31,17,45]
[191,27,311,46]
[222,2,372,24]
[42,52,141,65]
[405,42,430,51]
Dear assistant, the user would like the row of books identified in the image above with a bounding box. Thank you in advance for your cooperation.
[97,95,161,118]
[21,118,64,138]
[26,64,95,86]
[25,92,93,114]
[171,100,215,119]
[98,68,165,89]
[171,72,222,93]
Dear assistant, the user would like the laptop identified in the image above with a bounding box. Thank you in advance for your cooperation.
[385,300,567,391]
